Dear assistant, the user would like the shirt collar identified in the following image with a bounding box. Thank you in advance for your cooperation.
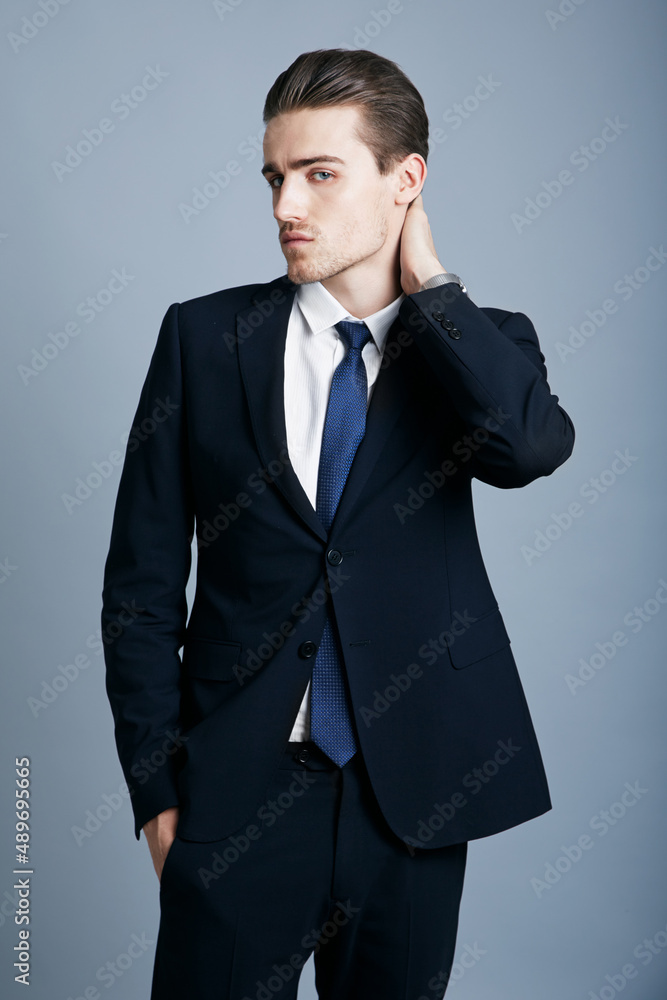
[295,280,406,353]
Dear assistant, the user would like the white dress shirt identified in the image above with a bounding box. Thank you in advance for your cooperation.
[283,279,406,741]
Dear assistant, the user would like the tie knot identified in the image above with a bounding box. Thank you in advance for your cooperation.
[335,320,372,354]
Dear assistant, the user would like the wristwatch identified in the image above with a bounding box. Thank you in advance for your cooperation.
[419,272,467,294]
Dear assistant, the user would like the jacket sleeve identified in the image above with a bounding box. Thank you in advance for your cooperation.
[101,303,194,839]
[398,282,575,487]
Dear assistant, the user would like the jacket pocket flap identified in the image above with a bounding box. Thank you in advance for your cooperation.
[182,638,241,681]
[447,607,511,669]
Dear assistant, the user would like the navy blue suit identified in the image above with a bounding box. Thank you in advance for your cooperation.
[102,274,574,851]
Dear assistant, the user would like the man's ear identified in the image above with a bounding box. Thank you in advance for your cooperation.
[394,153,427,207]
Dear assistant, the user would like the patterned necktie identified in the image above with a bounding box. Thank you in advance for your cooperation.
[310,320,372,767]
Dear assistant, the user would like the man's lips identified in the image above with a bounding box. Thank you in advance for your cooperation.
[281,233,314,245]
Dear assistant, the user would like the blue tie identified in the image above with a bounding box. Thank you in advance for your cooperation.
[310,320,372,767]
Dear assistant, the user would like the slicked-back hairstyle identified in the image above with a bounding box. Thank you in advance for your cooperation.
[262,48,429,177]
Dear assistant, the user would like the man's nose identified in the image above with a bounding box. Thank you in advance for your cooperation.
[273,178,307,222]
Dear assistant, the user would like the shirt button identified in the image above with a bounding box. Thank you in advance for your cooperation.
[298,641,317,658]
[295,748,310,764]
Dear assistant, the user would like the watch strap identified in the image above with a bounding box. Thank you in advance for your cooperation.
[419,272,467,294]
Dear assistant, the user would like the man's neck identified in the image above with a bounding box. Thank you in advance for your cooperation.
[319,262,403,319]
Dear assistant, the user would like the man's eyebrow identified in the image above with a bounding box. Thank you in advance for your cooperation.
[260,156,346,177]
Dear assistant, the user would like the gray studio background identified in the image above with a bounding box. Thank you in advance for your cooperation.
[1,0,666,997]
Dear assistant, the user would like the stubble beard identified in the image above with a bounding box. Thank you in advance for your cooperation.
[284,196,389,286]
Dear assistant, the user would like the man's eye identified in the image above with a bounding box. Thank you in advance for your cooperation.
[266,171,333,189]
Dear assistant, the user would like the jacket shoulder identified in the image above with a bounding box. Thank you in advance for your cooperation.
[178,274,296,318]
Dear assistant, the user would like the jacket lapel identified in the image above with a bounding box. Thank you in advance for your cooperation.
[237,277,326,541]
[237,277,412,541]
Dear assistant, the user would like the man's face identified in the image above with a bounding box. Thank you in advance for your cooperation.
[262,105,400,286]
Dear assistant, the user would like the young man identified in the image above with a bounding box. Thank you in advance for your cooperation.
[102,48,575,999]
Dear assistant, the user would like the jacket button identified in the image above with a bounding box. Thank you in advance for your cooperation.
[327,548,343,566]
[448,328,462,340]
[432,310,444,321]
[298,641,317,658]
[441,318,454,331]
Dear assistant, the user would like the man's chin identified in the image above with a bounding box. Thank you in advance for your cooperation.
[285,260,343,286]
[285,264,324,286]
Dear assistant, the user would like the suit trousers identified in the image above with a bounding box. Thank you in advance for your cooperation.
[150,740,468,999]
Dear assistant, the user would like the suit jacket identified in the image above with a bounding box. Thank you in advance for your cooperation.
[101,273,575,849]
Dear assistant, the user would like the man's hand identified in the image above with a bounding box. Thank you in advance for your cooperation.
[142,806,180,883]
[399,193,447,296]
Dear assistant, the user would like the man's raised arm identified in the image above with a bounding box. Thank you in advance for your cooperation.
[398,194,575,488]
